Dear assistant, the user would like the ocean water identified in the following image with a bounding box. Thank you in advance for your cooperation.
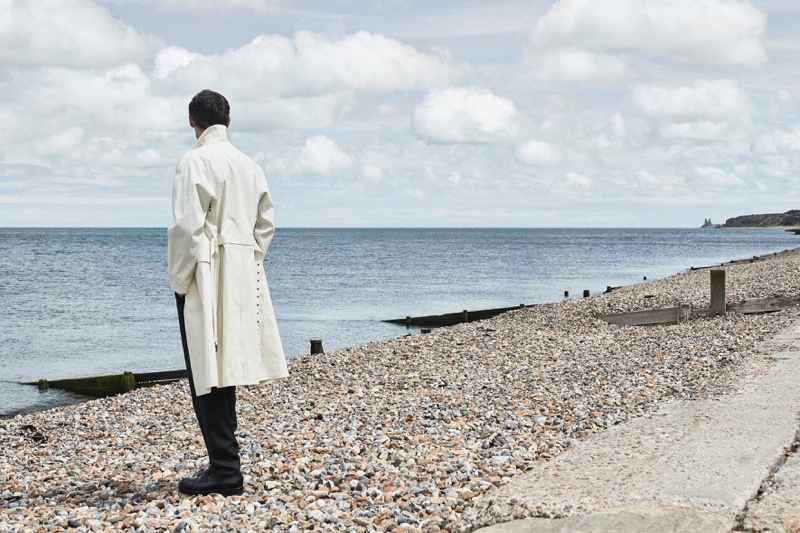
[1,227,798,417]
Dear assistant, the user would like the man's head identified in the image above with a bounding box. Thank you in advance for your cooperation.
[188,90,231,137]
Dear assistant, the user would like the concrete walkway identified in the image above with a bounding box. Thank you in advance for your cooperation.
[461,320,800,533]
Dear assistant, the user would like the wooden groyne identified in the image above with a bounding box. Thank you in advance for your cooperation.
[385,304,532,328]
[598,269,800,326]
[21,338,333,398]
[689,248,797,270]
[26,257,800,398]
[596,297,800,327]
[388,267,800,331]
[24,369,188,397]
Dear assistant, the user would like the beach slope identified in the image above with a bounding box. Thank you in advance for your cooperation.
[2,250,800,532]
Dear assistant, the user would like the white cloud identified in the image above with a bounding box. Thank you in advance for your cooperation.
[413,87,518,143]
[0,0,184,177]
[358,164,385,184]
[296,135,353,176]
[632,79,754,140]
[528,51,633,84]
[155,31,464,97]
[0,0,158,68]
[2,1,800,228]
[550,172,593,194]
[689,166,746,190]
[234,93,356,131]
[270,135,354,179]
[153,46,204,79]
[753,128,800,154]
[633,80,749,119]
[0,63,182,172]
[631,170,689,197]
[768,89,796,115]
[564,172,592,188]
[516,141,561,166]
[531,0,767,66]
[149,31,464,130]
[749,155,800,180]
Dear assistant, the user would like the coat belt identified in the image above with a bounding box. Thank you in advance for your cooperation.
[199,232,257,350]
[216,233,256,247]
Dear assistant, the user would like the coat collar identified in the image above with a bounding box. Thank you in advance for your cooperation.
[193,124,231,149]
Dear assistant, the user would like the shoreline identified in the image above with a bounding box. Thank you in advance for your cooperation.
[2,249,800,530]
[3,244,795,421]
[3,227,798,421]
[689,245,799,270]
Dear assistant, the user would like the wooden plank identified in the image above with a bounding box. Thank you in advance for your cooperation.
[23,372,135,397]
[598,305,691,326]
[385,304,530,328]
[709,270,726,317]
[23,369,188,396]
[134,369,187,385]
[729,296,800,315]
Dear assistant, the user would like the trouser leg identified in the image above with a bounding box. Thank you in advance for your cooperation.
[176,294,241,476]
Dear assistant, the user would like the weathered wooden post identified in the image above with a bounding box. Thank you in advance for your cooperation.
[421,328,431,334]
[709,269,726,317]
[564,291,569,298]
[38,379,48,391]
[121,371,136,393]
[463,310,469,323]
[583,290,590,298]
[678,304,691,323]
[310,339,324,354]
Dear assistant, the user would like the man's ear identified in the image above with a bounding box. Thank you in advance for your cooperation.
[226,116,231,127]
[189,115,196,128]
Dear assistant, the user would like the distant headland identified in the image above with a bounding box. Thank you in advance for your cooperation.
[702,210,800,228]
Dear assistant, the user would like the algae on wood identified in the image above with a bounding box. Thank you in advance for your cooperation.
[24,369,188,397]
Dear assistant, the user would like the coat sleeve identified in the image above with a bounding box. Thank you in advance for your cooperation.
[254,169,276,258]
[168,157,211,295]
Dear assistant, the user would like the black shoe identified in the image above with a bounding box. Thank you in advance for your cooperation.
[178,469,243,496]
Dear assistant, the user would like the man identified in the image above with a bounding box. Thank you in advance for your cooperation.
[168,89,288,496]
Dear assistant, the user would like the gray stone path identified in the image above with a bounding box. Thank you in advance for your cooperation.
[461,320,800,533]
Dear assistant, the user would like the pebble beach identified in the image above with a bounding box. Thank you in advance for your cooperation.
[2,249,800,533]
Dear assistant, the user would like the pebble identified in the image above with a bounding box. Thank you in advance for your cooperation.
[2,249,800,532]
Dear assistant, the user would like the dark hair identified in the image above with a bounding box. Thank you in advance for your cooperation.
[188,89,230,130]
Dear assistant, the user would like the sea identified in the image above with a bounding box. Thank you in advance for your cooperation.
[1,227,798,417]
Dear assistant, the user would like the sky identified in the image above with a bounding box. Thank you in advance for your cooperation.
[2,0,800,228]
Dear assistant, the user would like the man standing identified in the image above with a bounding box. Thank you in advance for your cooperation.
[168,89,288,496]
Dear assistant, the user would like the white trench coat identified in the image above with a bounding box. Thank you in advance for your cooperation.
[168,125,288,395]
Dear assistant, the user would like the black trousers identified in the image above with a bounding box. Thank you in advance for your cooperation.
[175,294,241,476]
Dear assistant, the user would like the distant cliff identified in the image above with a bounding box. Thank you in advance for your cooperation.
[724,210,800,227]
